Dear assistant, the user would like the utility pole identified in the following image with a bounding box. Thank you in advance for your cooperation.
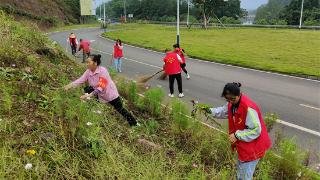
[124,0,127,23]
[104,0,106,31]
[187,0,190,27]
[299,0,304,30]
[177,0,180,45]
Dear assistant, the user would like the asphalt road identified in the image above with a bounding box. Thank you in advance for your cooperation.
[49,27,320,153]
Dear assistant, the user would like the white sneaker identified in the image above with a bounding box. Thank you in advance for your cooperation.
[168,94,174,98]
[178,93,184,98]
[187,74,190,80]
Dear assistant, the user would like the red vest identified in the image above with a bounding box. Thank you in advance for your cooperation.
[228,94,271,162]
[80,41,90,53]
[69,34,77,46]
[114,44,123,58]
[163,52,181,75]
[175,48,186,63]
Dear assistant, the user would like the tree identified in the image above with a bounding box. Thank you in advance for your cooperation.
[192,0,243,28]
[280,0,320,25]
[254,0,292,24]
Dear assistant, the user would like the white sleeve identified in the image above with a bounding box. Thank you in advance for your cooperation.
[176,54,182,63]
[209,103,228,119]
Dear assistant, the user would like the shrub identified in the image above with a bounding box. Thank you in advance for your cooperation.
[264,113,278,132]
[170,99,192,133]
[140,88,164,117]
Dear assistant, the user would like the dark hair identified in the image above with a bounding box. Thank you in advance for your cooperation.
[90,54,102,66]
[80,39,83,42]
[117,39,122,46]
[221,82,242,97]
[173,44,180,48]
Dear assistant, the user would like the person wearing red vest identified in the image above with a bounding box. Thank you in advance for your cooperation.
[67,33,78,55]
[163,49,184,98]
[173,44,190,80]
[113,39,124,73]
[207,82,271,180]
[78,39,91,63]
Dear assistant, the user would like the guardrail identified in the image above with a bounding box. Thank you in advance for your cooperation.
[135,21,320,30]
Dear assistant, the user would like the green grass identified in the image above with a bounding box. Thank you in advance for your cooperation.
[104,24,320,77]
[1,11,319,179]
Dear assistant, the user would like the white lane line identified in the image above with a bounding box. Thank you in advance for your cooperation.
[91,48,162,69]
[99,35,320,83]
[92,47,320,137]
[276,119,320,137]
[299,104,320,111]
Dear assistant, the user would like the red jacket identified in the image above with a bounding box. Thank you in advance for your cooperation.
[228,94,271,162]
[113,44,123,58]
[163,52,181,75]
[175,48,186,63]
[69,34,77,46]
[79,40,90,53]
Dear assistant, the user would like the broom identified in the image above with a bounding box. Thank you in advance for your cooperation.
[138,69,164,84]
[158,72,167,80]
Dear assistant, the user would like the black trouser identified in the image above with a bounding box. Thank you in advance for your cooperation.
[70,44,77,55]
[84,86,137,126]
[180,63,188,74]
[109,97,137,126]
[83,51,90,63]
[169,73,183,94]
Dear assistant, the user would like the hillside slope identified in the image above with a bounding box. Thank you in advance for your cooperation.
[0,0,80,28]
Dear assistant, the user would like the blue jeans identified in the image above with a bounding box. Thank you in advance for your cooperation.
[114,57,122,72]
[237,159,260,180]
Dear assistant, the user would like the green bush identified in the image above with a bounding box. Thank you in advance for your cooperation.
[170,99,192,132]
[140,88,165,117]
[128,81,138,105]
[264,113,278,132]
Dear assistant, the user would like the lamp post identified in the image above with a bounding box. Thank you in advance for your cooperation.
[177,0,180,45]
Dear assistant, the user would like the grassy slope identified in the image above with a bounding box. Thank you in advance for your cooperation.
[104,24,320,78]
[0,12,319,179]
[0,0,80,28]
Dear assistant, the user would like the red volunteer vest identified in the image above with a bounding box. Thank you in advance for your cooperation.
[163,52,181,75]
[114,44,123,58]
[228,94,271,162]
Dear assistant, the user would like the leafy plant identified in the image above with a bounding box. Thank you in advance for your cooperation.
[141,88,164,117]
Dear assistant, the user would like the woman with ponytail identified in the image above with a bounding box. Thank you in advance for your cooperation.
[64,54,138,127]
[206,82,271,180]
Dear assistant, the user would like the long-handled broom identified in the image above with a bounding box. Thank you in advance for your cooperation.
[138,69,164,84]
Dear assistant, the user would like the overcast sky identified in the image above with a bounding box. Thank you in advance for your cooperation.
[93,0,268,11]
[241,0,268,10]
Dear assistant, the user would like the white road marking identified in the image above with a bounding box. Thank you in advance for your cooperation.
[276,119,320,137]
[99,35,320,83]
[91,48,162,69]
[299,104,320,111]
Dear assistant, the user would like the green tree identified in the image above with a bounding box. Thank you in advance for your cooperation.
[254,0,292,24]
[192,0,244,28]
[280,0,320,25]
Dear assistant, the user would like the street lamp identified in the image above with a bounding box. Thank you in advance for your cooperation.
[187,0,190,27]
[299,0,304,30]
[177,0,180,46]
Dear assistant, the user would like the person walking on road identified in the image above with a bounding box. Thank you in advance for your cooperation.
[173,44,190,80]
[78,39,91,63]
[67,33,78,55]
[163,49,184,98]
[64,54,139,127]
[113,39,124,73]
[203,82,271,180]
